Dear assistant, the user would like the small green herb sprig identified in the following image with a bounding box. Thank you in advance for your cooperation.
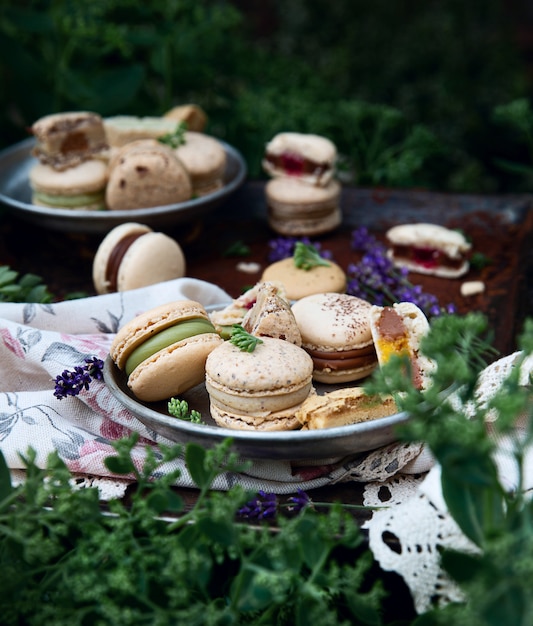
[0,265,53,303]
[158,121,187,148]
[230,324,263,352]
[293,242,331,270]
[168,398,202,423]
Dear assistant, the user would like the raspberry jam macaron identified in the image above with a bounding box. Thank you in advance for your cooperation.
[291,292,378,383]
[262,132,337,187]
[92,222,186,294]
[205,336,314,431]
[110,300,223,402]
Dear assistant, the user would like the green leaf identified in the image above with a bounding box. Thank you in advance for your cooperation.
[104,454,135,476]
[440,549,485,583]
[197,517,236,547]
[0,449,13,507]
[185,443,210,489]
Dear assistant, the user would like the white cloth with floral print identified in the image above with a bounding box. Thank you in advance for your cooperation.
[0,277,431,495]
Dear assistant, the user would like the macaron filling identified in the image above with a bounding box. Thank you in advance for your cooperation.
[125,317,216,376]
[390,244,466,271]
[32,190,105,209]
[305,344,377,372]
[265,151,331,179]
[105,232,147,292]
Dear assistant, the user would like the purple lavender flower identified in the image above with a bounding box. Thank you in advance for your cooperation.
[237,490,278,520]
[348,226,454,317]
[287,489,311,513]
[53,356,104,400]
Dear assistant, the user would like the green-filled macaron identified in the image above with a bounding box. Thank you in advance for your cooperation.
[110,300,223,402]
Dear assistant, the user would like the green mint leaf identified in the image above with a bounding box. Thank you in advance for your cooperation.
[469,252,492,270]
[158,121,187,148]
[230,324,263,352]
[293,242,331,270]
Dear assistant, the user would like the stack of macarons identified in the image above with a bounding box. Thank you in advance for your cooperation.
[262,131,342,236]
[29,111,109,210]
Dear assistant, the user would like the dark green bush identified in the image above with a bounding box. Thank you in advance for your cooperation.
[0,0,531,191]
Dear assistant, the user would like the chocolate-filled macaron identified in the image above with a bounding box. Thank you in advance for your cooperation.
[291,292,377,383]
[92,222,186,294]
[110,300,223,402]
[205,337,314,431]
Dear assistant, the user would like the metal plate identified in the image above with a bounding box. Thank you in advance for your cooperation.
[103,355,410,462]
[0,137,247,233]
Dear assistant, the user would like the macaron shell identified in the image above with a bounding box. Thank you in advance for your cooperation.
[29,160,108,195]
[268,206,342,237]
[105,141,192,210]
[127,332,223,402]
[209,402,303,431]
[92,222,153,294]
[311,361,377,384]
[116,232,186,292]
[291,293,374,351]
[110,300,211,369]
[174,131,226,196]
[261,258,346,301]
[205,337,313,395]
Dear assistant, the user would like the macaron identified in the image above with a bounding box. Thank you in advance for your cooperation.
[29,159,108,210]
[386,223,472,278]
[92,222,186,294]
[241,281,302,346]
[110,300,223,402]
[261,255,346,301]
[265,177,342,237]
[262,132,337,187]
[31,111,109,170]
[205,337,314,431]
[163,104,208,132]
[103,115,178,148]
[296,387,399,430]
[291,292,378,383]
[369,301,434,391]
[105,139,192,210]
[174,131,227,196]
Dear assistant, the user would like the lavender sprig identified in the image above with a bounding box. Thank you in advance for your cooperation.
[348,226,456,317]
[53,357,104,400]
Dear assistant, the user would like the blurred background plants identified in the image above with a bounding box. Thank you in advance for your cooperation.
[1,0,533,192]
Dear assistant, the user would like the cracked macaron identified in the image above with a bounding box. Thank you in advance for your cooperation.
[205,337,314,431]
[291,292,378,383]
[110,300,223,402]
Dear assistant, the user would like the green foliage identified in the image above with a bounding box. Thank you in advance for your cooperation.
[0,265,53,302]
[167,397,202,423]
[0,0,530,191]
[366,313,533,622]
[293,242,331,271]
[0,434,387,625]
[229,324,263,352]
